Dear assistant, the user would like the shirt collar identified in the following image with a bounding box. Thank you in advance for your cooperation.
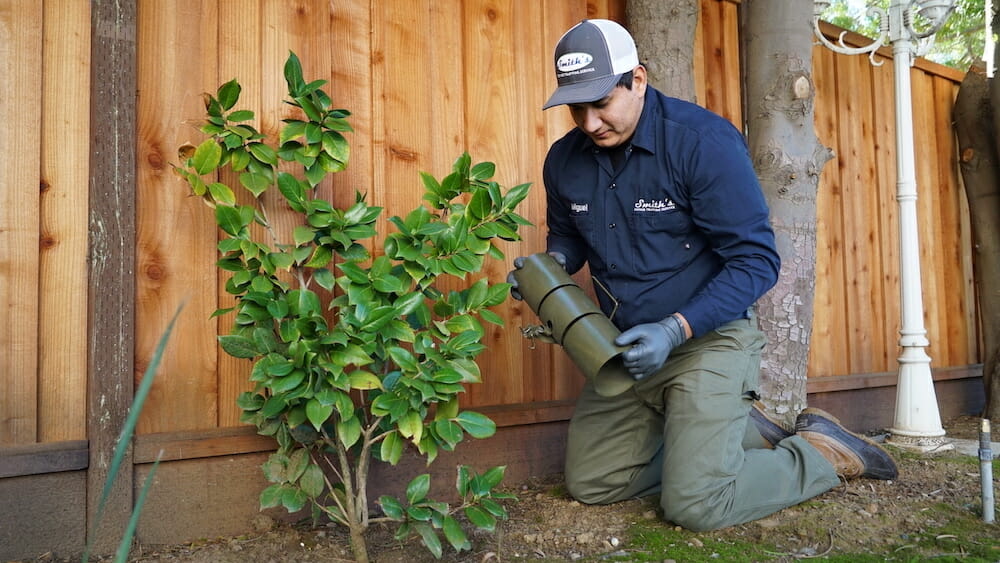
[629,88,659,155]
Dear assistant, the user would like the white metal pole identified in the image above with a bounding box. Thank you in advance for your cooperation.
[885,0,950,451]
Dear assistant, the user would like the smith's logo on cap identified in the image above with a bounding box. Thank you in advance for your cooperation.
[556,52,593,72]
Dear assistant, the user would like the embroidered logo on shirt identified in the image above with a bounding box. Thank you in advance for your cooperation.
[633,198,676,212]
[570,203,589,214]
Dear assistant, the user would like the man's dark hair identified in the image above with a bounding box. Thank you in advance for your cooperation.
[616,70,634,90]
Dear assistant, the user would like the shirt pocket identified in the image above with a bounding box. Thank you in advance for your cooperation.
[629,210,696,275]
[570,210,597,248]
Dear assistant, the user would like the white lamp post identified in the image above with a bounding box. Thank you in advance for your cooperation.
[812,0,955,452]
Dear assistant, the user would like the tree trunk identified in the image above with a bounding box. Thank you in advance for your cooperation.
[626,0,698,102]
[742,1,832,424]
[955,68,1000,420]
[984,7,1000,423]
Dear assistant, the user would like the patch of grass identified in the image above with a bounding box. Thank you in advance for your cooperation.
[861,501,999,561]
[899,502,1000,561]
[609,521,779,562]
[613,500,999,563]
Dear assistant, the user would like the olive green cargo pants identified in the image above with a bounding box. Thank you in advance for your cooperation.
[564,316,840,531]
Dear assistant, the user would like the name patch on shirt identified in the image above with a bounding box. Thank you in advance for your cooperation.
[570,203,589,214]
[633,198,676,213]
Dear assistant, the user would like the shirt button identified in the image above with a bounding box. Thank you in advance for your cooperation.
[609,183,616,190]
[684,243,691,249]
[610,264,617,270]
[609,223,616,229]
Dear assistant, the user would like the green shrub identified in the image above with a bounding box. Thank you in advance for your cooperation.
[174,52,529,562]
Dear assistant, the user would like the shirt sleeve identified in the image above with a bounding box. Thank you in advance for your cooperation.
[543,147,588,275]
[674,126,781,337]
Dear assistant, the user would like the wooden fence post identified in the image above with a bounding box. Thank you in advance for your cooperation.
[87,0,137,554]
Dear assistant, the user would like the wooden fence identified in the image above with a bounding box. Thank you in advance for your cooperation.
[0,0,983,556]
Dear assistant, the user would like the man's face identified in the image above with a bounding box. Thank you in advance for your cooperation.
[567,66,647,148]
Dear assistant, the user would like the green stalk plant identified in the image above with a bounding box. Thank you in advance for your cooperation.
[173,52,529,562]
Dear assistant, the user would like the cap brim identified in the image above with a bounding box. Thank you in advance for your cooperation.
[542,74,621,110]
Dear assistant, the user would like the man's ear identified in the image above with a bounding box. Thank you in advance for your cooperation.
[632,65,648,95]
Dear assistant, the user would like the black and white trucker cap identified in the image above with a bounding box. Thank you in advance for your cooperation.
[542,19,639,110]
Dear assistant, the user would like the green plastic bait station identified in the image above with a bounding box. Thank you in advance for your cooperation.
[513,252,634,397]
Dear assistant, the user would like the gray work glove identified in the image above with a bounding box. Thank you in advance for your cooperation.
[507,251,567,301]
[615,315,687,380]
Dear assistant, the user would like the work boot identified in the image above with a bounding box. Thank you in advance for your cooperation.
[795,407,898,480]
[750,401,792,448]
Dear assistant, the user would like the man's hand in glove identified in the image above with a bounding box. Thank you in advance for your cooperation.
[507,251,567,301]
[615,314,688,380]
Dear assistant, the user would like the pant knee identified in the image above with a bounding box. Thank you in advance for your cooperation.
[565,475,617,505]
[660,489,727,532]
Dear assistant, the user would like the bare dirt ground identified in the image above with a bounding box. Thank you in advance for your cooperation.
[26,415,999,563]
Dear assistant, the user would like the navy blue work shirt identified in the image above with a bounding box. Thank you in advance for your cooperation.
[543,87,780,338]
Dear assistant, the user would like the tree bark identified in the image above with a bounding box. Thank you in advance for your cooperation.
[984,7,1000,423]
[626,0,699,102]
[955,68,1000,420]
[742,1,832,424]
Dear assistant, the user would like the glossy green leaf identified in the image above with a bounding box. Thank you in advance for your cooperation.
[469,161,495,181]
[455,411,495,439]
[397,411,423,443]
[238,172,270,197]
[413,522,443,559]
[193,138,222,175]
[259,484,284,509]
[479,309,504,326]
[347,370,382,390]
[215,205,244,237]
[331,344,373,367]
[481,465,506,490]
[236,392,265,411]
[286,448,310,482]
[467,187,491,221]
[337,415,361,448]
[378,495,404,520]
[503,182,532,210]
[434,396,459,421]
[380,431,403,465]
[218,334,258,358]
[306,398,333,429]
[321,130,349,163]
[261,395,286,418]
[479,497,507,519]
[283,51,305,95]
[305,245,332,268]
[448,358,482,383]
[207,182,236,206]
[247,142,277,166]
[228,109,254,122]
[269,252,294,270]
[217,78,241,110]
[271,369,306,393]
[313,268,335,291]
[442,515,471,552]
[456,465,471,496]
[277,172,305,207]
[281,486,308,512]
[463,505,496,531]
[298,464,325,498]
[266,299,289,320]
[406,474,431,504]
[371,393,408,419]
[433,419,462,446]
